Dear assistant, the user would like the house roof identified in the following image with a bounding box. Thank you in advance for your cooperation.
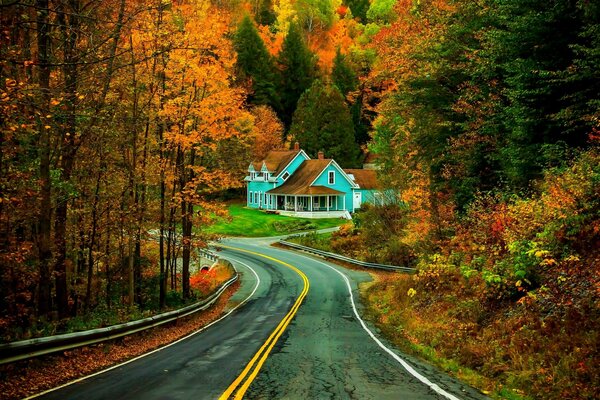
[267,159,344,196]
[344,169,380,190]
[251,150,301,175]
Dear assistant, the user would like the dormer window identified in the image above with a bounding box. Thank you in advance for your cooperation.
[282,171,290,181]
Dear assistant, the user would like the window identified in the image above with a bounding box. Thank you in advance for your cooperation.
[254,192,258,204]
[282,171,290,181]
[328,196,333,208]
[264,172,269,181]
[249,191,253,204]
[328,171,335,185]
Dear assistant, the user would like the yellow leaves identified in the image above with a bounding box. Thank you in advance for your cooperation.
[540,258,557,267]
[407,288,417,298]
[564,254,580,262]
[533,250,550,258]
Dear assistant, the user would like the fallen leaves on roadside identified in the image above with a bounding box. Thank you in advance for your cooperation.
[0,282,239,400]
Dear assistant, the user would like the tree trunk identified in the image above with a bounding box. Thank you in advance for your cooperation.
[54,0,81,319]
[35,0,53,318]
[85,170,102,311]
[105,206,112,309]
[181,148,195,300]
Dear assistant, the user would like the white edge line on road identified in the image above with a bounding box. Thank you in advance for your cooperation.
[26,260,261,400]
[292,252,462,400]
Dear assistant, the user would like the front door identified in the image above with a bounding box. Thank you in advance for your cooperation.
[353,192,362,210]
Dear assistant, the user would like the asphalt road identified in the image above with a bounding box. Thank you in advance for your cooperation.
[35,238,488,400]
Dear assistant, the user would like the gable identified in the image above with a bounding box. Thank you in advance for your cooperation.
[310,160,357,188]
[276,150,310,180]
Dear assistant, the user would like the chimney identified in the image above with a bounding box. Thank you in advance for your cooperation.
[294,141,300,151]
[318,151,324,160]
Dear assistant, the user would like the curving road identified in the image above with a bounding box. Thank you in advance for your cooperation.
[34,237,488,400]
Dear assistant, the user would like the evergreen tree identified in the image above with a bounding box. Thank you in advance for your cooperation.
[346,0,369,22]
[289,79,360,167]
[278,22,318,127]
[332,48,358,97]
[257,0,276,26]
[481,0,595,188]
[350,92,371,145]
[233,14,279,108]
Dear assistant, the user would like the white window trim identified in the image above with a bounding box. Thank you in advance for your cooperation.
[282,171,290,181]
[328,171,335,185]
[249,191,253,204]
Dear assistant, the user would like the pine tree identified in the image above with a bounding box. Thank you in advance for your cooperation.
[474,0,596,188]
[289,79,360,167]
[278,22,318,127]
[332,48,358,97]
[257,0,276,26]
[346,0,369,22]
[234,14,279,108]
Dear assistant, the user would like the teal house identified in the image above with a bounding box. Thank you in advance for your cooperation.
[245,144,381,219]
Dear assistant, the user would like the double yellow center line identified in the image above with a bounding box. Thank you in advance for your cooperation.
[218,245,310,400]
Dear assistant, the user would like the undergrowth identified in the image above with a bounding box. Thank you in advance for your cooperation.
[353,150,600,399]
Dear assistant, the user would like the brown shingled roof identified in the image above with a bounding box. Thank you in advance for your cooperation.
[252,150,300,175]
[344,169,380,190]
[267,160,344,195]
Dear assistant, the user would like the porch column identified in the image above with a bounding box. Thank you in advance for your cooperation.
[294,196,298,212]
[309,196,313,212]
[285,195,288,210]
[326,196,329,212]
[343,195,346,211]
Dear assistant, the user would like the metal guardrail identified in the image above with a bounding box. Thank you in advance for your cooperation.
[279,241,415,273]
[0,274,238,365]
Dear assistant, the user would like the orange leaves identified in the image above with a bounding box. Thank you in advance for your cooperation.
[370,0,453,83]
[250,105,284,160]
[258,25,284,56]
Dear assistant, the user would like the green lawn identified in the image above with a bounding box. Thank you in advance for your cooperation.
[204,203,344,237]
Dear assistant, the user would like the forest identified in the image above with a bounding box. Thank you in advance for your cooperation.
[1,0,599,398]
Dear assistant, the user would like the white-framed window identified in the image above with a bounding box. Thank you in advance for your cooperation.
[328,171,335,185]
[282,171,290,181]
[328,196,333,208]
[249,191,253,203]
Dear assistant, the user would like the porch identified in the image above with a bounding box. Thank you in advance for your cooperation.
[263,194,349,218]
[277,210,351,219]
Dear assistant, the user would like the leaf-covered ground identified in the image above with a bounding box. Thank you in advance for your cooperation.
[0,282,239,400]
